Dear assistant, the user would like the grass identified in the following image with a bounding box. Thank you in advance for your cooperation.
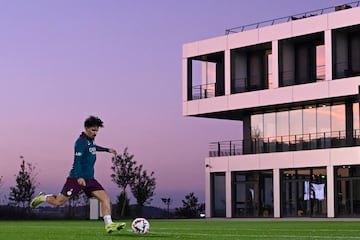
[1,219,360,240]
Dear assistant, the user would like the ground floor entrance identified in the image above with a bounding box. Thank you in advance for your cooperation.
[280,168,327,217]
[209,164,360,218]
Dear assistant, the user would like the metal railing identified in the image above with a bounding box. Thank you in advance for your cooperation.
[191,83,215,100]
[209,129,360,157]
[333,61,360,79]
[225,1,360,35]
[279,65,326,87]
[232,73,273,93]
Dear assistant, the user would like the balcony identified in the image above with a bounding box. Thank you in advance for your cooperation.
[209,129,360,157]
[191,83,215,100]
[279,65,325,87]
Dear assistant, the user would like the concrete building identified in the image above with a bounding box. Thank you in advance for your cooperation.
[182,2,360,218]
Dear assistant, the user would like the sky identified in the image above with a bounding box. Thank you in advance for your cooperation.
[0,0,350,208]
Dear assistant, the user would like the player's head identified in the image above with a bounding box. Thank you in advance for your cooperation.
[84,116,104,139]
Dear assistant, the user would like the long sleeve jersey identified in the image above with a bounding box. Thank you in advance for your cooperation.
[68,132,109,179]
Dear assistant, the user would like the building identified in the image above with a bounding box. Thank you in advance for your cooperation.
[182,2,360,218]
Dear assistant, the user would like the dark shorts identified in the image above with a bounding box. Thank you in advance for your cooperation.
[60,177,104,198]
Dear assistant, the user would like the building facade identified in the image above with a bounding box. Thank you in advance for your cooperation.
[182,3,360,218]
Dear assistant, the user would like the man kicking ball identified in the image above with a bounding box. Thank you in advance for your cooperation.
[31,115,126,234]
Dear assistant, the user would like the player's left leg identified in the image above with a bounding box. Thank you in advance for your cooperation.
[91,190,126,233]
[30,192,69,208]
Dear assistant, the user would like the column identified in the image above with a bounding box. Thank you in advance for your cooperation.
[325,30,333,81]
[327,165,335,218]
[226,169,232,218]
[273,168,281,218]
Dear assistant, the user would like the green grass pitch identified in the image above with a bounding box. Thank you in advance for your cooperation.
[1,219,360,239]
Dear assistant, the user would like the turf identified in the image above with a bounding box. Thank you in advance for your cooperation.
[0,219,360,240]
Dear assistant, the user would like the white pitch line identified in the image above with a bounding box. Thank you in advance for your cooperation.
[156,227,360,233]
[150,231,360,239]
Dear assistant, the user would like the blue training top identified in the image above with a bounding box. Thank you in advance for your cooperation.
[69,132,109,179]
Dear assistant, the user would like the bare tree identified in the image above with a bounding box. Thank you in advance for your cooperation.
[110,148,136,217]
[8,156,37,208]
[0,175,3,203]
[0,175,3,189]
[130,164,156,207]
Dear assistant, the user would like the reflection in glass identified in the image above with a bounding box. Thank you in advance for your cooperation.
[317,104,331,134]
[353,103,359,130]
[331,105,345,142]
[264,112,276,138]
[290,109,303,136]
[276,111,289,137]
[266,50,273,89]
[335,165,360,217]
[316,45,325,80]
[251,114,264,138]
[303,106,317,135]
[281,168,327,217]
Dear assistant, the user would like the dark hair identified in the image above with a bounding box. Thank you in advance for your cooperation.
[84,116,104,128]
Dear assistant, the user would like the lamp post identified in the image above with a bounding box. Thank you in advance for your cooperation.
[161,197,172,218]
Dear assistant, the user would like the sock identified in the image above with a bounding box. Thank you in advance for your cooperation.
[43,194,53,202]
[103,215,113,226]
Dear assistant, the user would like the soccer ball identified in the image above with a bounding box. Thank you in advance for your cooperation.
[131,217,150,234]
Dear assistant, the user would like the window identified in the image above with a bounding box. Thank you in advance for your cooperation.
[316,45,325,80]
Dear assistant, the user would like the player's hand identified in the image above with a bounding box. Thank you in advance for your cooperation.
[108,148,117,156]
[77,178,86,186]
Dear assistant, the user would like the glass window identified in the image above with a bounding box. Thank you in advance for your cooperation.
[276,111,289,137]
[317,104,331,134]
[281,168,327,217]
[290,109,303,136]
[316,45,325,80]
[264,112,276,138]
[354,103,359,130]
[303,106,317,135]
[211,173,226,217]
[251,114,264,138]
[266,50,273,89]
[331,104,345,139]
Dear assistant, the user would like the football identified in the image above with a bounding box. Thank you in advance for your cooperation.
[131,217,150,234]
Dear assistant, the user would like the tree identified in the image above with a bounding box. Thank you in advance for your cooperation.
[175,192,204,218]
[130,164,156,207]
[8,156,37,208]
[0,175,3,189]
[0,175,3,201]
[110,148,137,217]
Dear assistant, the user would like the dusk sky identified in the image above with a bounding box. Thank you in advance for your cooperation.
[0,0,348,208]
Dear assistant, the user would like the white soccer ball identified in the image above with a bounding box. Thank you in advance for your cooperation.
[131,217,150,234]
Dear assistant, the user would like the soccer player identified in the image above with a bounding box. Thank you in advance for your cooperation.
[30,116,126,233]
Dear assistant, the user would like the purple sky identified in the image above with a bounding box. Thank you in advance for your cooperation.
[0,0,348,208]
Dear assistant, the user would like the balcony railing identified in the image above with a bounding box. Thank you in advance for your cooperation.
[232,74,272,93]
[209,129,360,157]
[333,61,360,79]
[225,1,360,35]
[280,65,325,86]
[191,83,215,100]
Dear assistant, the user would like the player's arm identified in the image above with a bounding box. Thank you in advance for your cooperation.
[95,145,117,155]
